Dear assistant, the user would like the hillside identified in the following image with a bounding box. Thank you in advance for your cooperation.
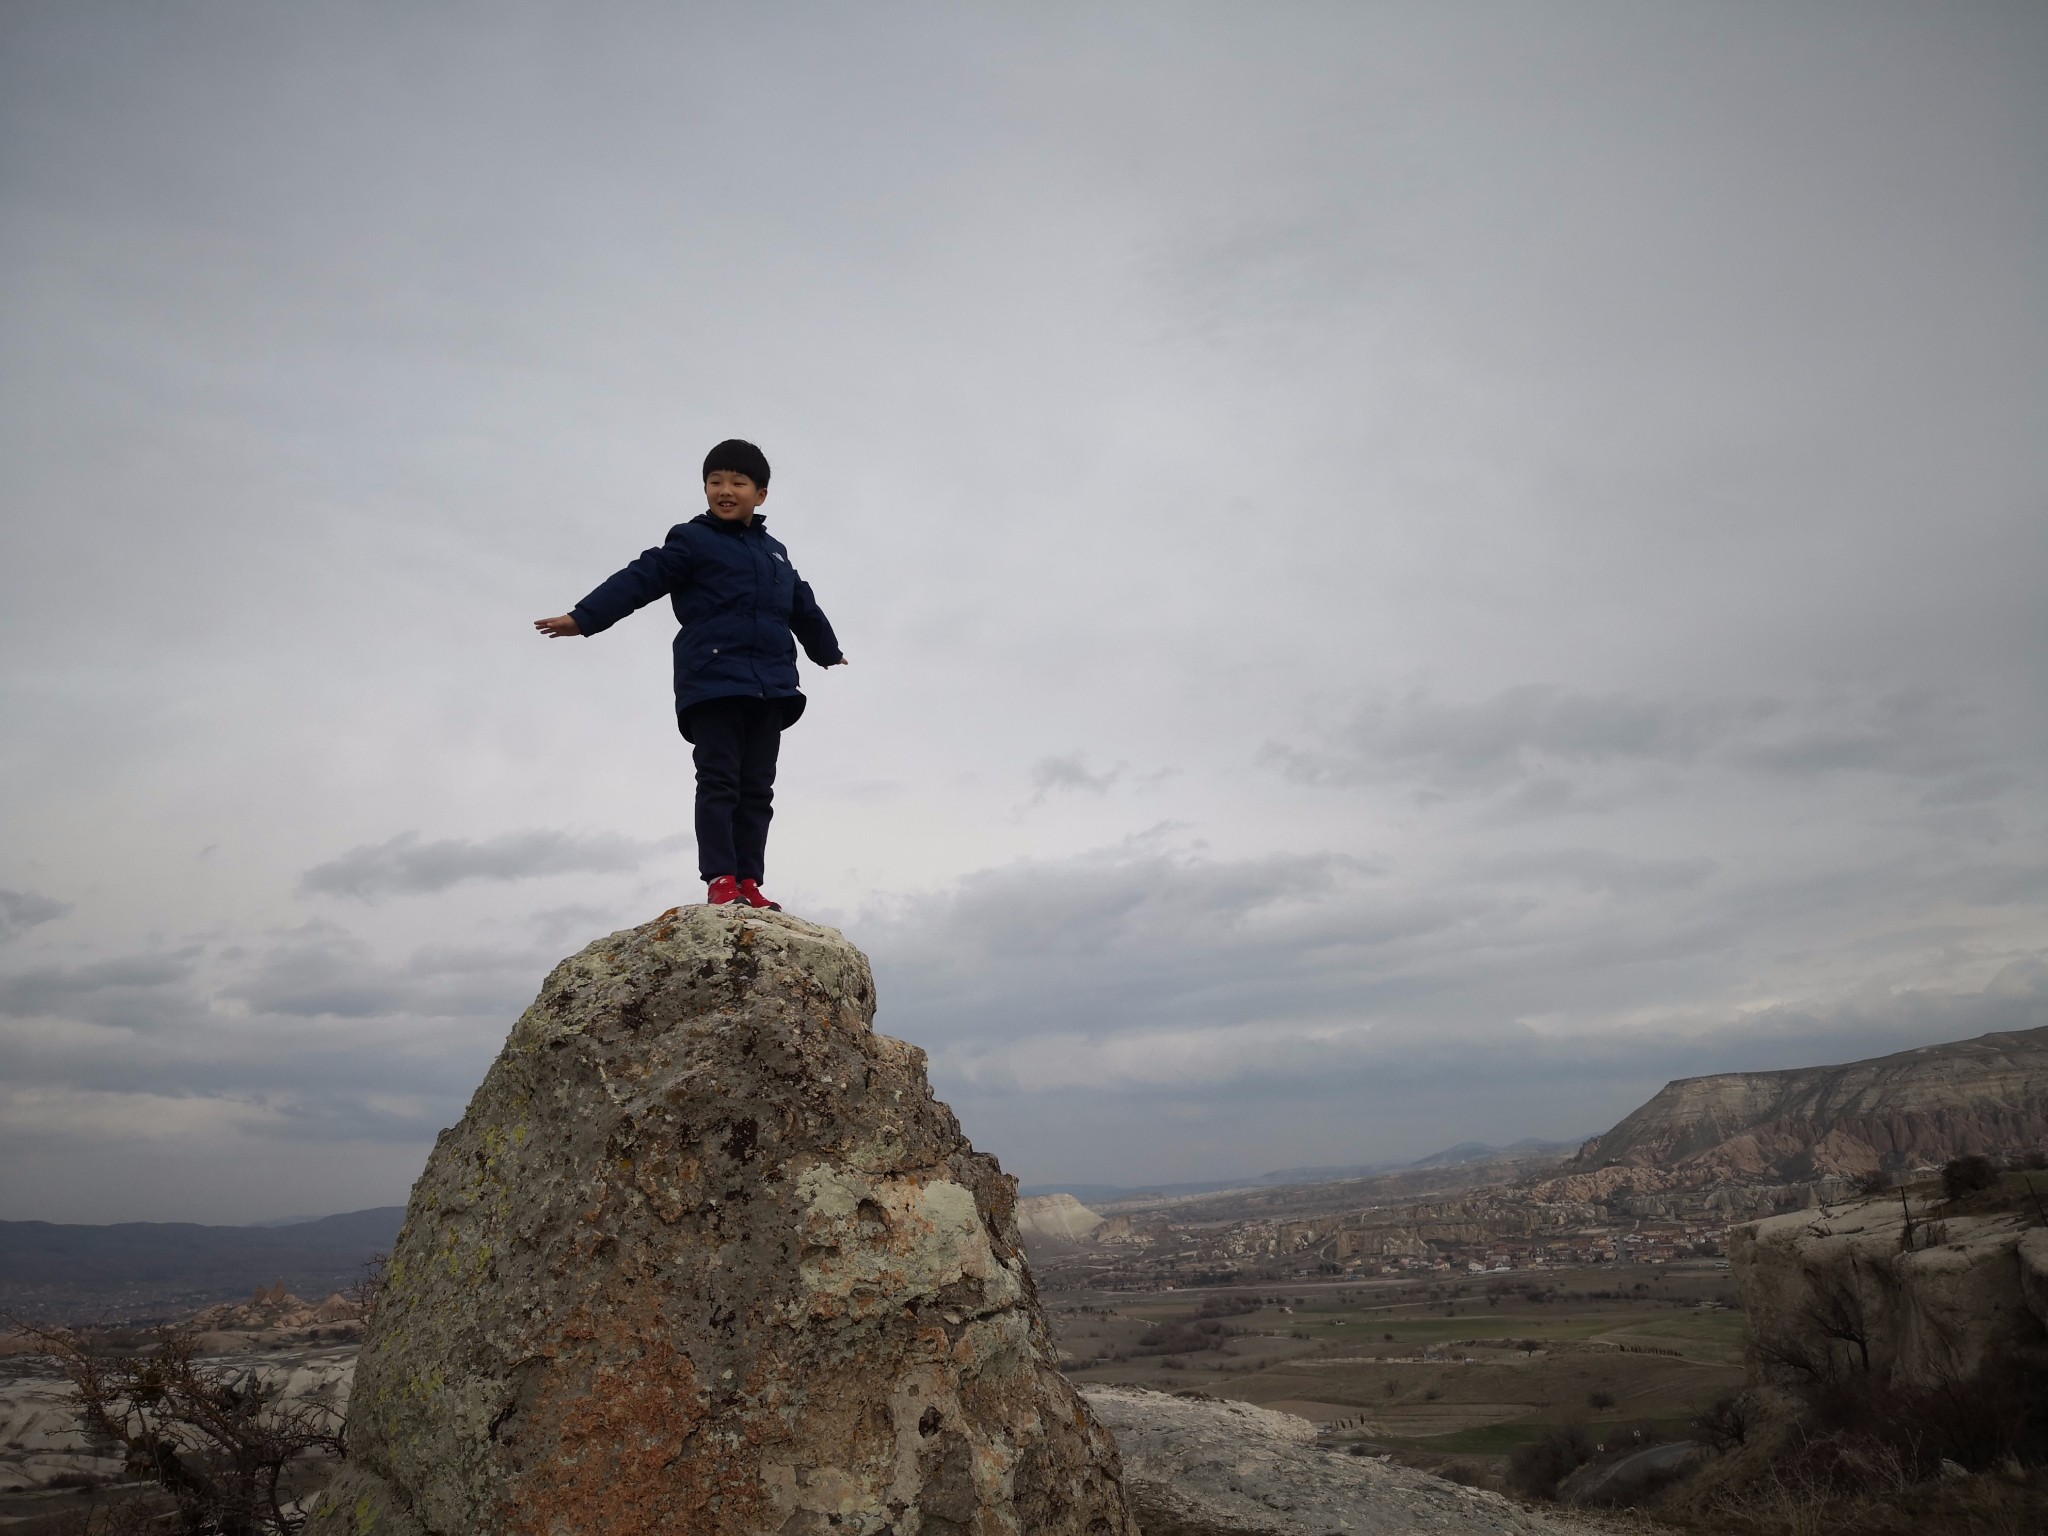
[0,1206,405,1319]
[1570,1024,2048,1184]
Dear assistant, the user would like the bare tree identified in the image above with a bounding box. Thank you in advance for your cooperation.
[345,1250,388,1328]
[1751,1321,1833,1384]
[15,1320,344,1536]
[1693,1392,1758,1452]
[1799,1271,1873,1376]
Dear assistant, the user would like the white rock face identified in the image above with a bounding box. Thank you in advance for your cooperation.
[1016,1193,1105,1244]
[1732,1193,2048,1386]
[1082,1386,1595,1535]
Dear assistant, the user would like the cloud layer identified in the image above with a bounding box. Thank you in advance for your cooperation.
[300,830,678,900]
[1,3,2043,1219]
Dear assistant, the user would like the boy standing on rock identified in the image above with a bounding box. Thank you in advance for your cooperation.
[533,439,846,910]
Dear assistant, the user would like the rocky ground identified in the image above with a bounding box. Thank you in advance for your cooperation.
[1083,1386,1619,1536]
[3,1351,1623,1536]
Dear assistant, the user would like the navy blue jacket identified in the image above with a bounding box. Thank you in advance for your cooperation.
[570,512,843,735]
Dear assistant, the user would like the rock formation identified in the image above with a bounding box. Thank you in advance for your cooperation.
[1081,1387,1586,1535]
[310,906,1135,1536]
[1569,1025,2048,1186]
[1732,1190,2048,1388]
[1015,1194,1104,1246]
[187,1290,361,1331]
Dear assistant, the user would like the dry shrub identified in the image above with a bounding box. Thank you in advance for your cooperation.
[1789,1352,2047,1476]
[1941,1155,1998,1201]
[1694,1392,1758,1452]
[1134,1319,1234,1354]
[1507,1423,1594,1499]
[1664,1355,2048,1533]
[1675,1437,2047,1536]
[12,1319,345,1536]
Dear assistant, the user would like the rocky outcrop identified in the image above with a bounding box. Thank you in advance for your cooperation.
[310,906,1134,1536]
[1731,1193,2048,1387]
[1015,1194,1104,1246]
[1081,1387,1588,1535]
[187,1290,361,1331]
[1571,1026,2048,1185]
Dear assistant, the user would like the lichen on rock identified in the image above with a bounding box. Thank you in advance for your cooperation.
[308,906,1134,1536]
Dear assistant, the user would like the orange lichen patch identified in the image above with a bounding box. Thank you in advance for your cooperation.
[501,1316,763,1536]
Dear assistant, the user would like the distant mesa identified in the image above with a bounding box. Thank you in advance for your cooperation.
[1561,1024,2048,1194]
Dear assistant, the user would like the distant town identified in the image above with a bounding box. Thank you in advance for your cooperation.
[1025,1172,1740,1292]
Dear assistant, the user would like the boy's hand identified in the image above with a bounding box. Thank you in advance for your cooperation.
[533,614,582,638]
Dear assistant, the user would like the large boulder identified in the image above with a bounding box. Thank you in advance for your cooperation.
[1732,1192,2048,1387]
[310,906,1135,1536]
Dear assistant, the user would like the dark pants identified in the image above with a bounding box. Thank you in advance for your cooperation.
[683,697,783,882]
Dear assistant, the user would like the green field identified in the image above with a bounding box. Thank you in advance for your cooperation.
[1048,1263,1747,1483]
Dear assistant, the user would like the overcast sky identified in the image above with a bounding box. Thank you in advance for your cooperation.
[3,2,2044,1223]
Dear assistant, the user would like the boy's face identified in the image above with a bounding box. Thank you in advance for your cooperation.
[705,471,767,524]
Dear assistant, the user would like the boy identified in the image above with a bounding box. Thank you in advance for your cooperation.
[534,439,845,910]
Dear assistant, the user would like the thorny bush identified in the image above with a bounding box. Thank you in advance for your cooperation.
[16,1319,345,1536]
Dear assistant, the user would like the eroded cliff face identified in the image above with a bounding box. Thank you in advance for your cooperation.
[1732,1193,2048,1388]
[1572,1026,2048,1185]
[309,906,1134,1536]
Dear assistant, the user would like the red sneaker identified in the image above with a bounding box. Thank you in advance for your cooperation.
[706,875,741,905]
[737,879,782,911]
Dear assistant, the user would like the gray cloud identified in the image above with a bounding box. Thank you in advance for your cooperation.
[300,830,677,900]
[222,927,407,1018]
[1265,685,2009,809]
[1271,687,1754,787]
[1475,848,1719,897]
[220,924,543,1020]
[0,889,69,943]
[948,967,2048,1188]
[0,952,199,1019]
[847,824,2048,1175]
[1029,754,1123,798]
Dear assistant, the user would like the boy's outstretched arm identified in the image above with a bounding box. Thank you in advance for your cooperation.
[790,578,847,667]
[532,529,693,640]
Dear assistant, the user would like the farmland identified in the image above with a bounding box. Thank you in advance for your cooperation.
[1046,1261,1746,1485]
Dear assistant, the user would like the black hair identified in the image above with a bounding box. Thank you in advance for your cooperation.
[702,438,770,488]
